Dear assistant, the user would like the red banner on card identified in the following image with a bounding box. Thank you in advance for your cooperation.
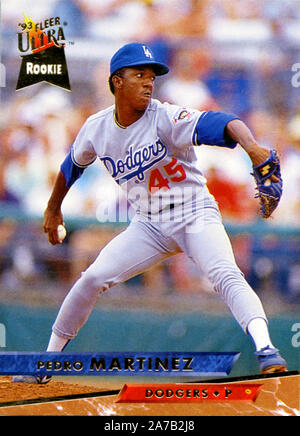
[116,383,262,403]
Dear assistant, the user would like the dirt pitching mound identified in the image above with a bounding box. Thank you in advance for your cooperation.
[0,373,299,416]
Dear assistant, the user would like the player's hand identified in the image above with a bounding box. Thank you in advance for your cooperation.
[43,206,64,245]
[248,144,280,183]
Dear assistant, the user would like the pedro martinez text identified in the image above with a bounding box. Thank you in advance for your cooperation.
[36,355,195,373]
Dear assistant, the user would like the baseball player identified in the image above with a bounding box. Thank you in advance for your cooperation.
[13,42,287,384]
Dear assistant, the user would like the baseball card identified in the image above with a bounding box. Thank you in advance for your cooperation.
[0,0,299,421]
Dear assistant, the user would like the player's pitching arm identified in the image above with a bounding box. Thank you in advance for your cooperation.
[226,118,282,218]
[43,171,70,245]
[225,119,279,183]
[43,151,85,245]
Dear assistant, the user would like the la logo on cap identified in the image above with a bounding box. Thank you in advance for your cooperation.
[142,45,153,58]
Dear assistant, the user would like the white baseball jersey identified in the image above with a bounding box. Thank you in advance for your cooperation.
[71,99,238,224]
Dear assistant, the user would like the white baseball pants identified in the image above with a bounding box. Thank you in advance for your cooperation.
[51,206,267,340]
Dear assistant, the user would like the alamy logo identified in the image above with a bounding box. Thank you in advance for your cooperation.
[291,323,300,347]
[0,63,6,87]
[0,324,6,347]
[101,138,167,184]
[16,13,70,90]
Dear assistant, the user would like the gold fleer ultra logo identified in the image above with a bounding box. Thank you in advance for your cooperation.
[16,13,71,91]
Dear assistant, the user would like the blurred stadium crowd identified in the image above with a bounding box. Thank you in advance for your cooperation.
[1,0,300,302]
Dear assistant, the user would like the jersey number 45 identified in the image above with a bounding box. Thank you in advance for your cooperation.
[148,157,186,194]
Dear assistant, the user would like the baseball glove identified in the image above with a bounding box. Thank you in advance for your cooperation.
[251,149,283,219]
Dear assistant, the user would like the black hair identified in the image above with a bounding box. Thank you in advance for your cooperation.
[108,68,125,95]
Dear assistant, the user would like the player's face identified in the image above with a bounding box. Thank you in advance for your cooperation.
[119,67,156,112]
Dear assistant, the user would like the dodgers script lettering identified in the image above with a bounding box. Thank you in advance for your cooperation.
[100,138,167,183]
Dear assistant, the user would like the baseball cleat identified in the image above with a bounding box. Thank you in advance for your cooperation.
[255,346,287,374]
[12,375,52,384]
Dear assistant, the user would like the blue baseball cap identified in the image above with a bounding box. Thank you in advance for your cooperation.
[110,42,169,76]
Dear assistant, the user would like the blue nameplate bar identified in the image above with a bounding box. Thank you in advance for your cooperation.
[0,352,240,377]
